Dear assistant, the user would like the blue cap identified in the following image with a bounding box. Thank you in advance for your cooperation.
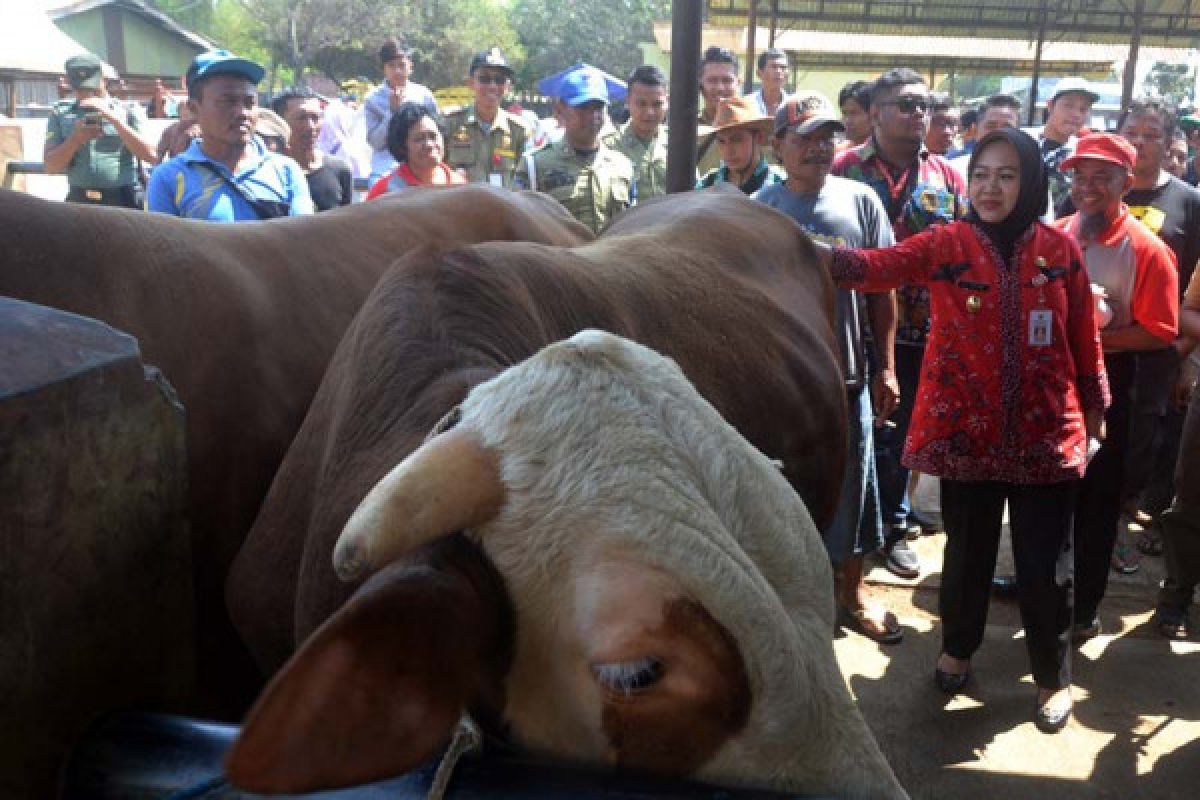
[186,49,265,93]
[558,67,610,106]
[538,63,626,104]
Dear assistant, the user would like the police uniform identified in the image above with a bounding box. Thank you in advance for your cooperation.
[514,136,634,235]
[46,56,146,208]
[442,106,531,188]
[603,121,667,201]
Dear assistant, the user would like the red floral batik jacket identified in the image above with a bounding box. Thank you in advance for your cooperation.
[832,220,1110,484]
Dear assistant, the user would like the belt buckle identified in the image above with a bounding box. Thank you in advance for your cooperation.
[85,189,104,201]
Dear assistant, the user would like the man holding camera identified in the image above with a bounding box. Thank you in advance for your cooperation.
[44,54,157,208]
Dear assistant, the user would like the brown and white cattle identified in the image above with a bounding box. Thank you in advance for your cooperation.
[227,331,904,799]
[227,190,847,675]
[0,187,589,709]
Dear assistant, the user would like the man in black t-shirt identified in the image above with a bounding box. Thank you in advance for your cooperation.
[1119,98,1200,544]
[272,88,353,210]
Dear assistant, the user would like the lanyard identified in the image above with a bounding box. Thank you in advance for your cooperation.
[879,160,913,215]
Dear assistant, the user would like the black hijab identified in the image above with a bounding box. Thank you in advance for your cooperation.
[964,127,1048,264]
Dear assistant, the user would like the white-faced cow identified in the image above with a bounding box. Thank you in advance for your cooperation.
[227,190,847,675]
[227,330,905,799]
[0,187,589,709]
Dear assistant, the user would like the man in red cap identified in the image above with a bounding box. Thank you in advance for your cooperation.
[1056,132,1179,641]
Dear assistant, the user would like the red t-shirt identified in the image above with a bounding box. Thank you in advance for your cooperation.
[366,162,466,200]
[1056,207,1179,347]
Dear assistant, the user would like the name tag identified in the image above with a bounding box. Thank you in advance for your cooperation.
[494,148,515,159]
[488,173,504,188]
[1029,309,1053,347]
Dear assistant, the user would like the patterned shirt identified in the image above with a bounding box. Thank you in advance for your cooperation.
[833,137,968,346]
[832,221,1109,484]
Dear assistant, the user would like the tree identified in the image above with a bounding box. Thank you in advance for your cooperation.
[1143,61,1195,109]
[510,0,670,90]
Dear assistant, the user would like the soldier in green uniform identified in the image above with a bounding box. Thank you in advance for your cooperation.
[441,48,531,189]
[514,67,634,235]
[603,65,668,201]
[44,54,157,207]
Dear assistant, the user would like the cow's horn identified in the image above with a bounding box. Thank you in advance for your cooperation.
[333,428,505,581]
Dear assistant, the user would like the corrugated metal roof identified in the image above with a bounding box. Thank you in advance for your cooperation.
[655,22,1190,75]
[706,1,1200,48]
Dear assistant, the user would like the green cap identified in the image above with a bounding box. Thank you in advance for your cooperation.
[1179,115,1200,133]
[65,54,105,89]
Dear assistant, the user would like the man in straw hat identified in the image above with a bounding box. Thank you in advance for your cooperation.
[695,94,783,194]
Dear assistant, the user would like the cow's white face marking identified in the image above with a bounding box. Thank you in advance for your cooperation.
[338,330,905,798]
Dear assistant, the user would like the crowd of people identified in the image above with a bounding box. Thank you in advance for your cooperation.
[40,38,1200,736]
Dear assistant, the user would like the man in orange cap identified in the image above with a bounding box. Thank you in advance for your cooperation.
[695,95,783,194]
[1056,132,1179,641]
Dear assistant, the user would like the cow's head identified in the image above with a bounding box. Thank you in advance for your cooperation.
[227,330,905,799]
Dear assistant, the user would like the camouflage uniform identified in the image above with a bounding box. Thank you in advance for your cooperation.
[514,136,635,234]
[442,105,532,189]
[603,121,667,201]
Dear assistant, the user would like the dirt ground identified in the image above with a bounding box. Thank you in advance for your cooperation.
[835,515,1199,800]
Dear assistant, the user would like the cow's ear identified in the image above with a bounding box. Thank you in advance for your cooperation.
[226,538,509,794]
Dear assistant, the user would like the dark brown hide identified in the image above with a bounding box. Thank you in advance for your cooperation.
[0,187,588,710]
[229,190,845,674]
[226,533,512,793]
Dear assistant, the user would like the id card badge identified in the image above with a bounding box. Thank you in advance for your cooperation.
[488,173,504,188]
[1028,309,1053,347]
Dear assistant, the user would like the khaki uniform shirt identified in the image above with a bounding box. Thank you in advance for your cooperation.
[604,121,667,201]
[442,105,531,189]
[514,137,634,234]
[46,96,144,189]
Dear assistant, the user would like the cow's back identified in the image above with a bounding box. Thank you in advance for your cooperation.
[0,186,589,711]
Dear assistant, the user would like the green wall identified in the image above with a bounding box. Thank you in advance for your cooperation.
[122,12,198,77]
[54,8,200,79]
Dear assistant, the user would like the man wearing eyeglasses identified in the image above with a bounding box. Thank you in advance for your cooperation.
[441,48,531,189]
[833,67,968,579]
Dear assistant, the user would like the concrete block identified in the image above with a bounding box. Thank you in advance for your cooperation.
[0,297,193,799]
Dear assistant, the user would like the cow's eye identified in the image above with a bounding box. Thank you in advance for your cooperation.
[430,406,462,437]
[592,657,664,696]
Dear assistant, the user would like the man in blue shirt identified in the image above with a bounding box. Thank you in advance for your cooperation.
[147,50,313,220]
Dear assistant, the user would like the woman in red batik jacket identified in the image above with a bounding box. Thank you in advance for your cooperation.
[817,127,1109,734]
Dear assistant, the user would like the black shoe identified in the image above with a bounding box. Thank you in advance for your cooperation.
[1035,696,1072,733]
[1072,617,1102,644]
[934,666,971,695]
[883,536,921,579]
[991,574,1019,598]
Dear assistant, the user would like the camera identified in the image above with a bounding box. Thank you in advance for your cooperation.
[83,112,103,126]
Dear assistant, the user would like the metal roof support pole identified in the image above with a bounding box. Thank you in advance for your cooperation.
[769,0,778,47]
[745,0,759,94]
[668,0,703,193]
[1028,0,1048,126]
[1121,0,1146,114]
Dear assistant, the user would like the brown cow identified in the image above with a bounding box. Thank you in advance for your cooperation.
[227,330,902,798]
[0,187,589,709]
[228,189,846,676]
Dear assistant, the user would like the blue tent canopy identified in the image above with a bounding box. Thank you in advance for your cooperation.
[537,63,627,102]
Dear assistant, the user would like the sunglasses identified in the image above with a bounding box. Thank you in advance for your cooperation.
[882,97,930,114]
[474,72,510,85]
